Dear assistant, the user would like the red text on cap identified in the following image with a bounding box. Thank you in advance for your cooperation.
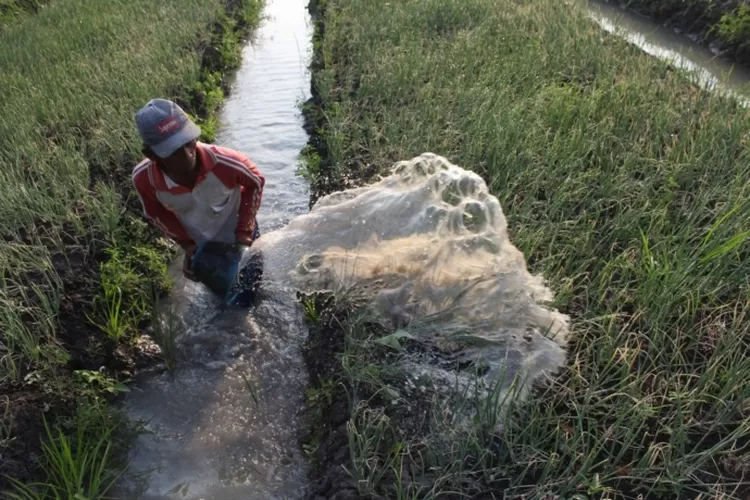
[157,117,180,135]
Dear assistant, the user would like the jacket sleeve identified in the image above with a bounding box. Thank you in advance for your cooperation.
[132,165,192,247]
[212,151,265,236]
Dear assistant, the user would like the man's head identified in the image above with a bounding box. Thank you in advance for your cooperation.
[135,99,202,177]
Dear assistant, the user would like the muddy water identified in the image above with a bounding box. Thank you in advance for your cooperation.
[588,0,750,105]
[115,1,312,498]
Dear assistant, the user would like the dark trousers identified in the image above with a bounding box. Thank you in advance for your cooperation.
[228,220,263,307]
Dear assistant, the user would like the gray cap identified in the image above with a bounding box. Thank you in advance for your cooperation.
[135,99,202,158]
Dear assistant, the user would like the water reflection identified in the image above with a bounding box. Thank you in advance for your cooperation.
[588,0,750,105]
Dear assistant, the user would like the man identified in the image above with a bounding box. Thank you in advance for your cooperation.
[132,98,265,279]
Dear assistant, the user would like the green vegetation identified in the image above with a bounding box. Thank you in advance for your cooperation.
[5,403,127,500]
[302,0,750,497]
[0,0,48,29]
[716,4,750,49]
[0,0,262,493]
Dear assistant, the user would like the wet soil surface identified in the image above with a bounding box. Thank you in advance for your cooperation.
[299,294,362,500]
[0,228,162,490]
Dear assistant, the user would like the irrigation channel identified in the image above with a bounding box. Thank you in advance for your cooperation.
[113,1,750,499]
[115,0,313,498]
[589,0,750,105]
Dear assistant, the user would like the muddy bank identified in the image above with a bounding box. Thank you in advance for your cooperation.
[297,1,454,497]
[0,0,262,492]
[297,1,357,492]
[614,0,750,66]
[300,293,360,500]
[300,293,468,500]
[0,229,162,490]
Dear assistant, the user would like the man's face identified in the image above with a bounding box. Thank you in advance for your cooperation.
[158,139,198,179]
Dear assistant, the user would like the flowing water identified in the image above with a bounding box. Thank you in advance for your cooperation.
[588,0,750,105]
[115,0,312,498]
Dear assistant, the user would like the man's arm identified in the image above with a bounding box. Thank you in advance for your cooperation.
[132,162,193,248]
[212,150,265,243]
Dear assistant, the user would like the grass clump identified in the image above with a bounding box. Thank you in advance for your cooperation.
[87,245,171,342]
[716,4,750,49]
[0,0,48,30]
[0,0,220,383]
[303,0,750,497]
[4,402,129,500]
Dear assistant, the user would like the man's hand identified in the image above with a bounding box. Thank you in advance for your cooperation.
[182,243,198,280]
[236,230,255,247]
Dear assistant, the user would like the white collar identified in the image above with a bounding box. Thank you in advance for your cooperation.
[164,174,178,189]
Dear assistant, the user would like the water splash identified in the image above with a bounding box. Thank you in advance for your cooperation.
[118,149,569,498]
[257,153,569,392]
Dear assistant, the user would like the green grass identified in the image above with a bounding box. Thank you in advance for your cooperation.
[4,402,127,500]
[87,246,172,342]
[304,0,750,497]
[0,0,48,30]
[0,0,263,492]
[716,4,750,49]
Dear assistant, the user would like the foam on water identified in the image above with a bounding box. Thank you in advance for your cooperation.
[257,153,570,391]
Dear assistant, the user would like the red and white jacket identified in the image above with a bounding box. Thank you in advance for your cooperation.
[132,142,265,247]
